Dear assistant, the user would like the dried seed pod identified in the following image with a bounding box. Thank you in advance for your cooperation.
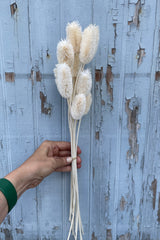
[79,24,99,64]
[71,94,86,120]
[54,63,73,98]
[57,40,74,67]
[84,92,92,115]
[66,21,82,54]
[77,69,92,95]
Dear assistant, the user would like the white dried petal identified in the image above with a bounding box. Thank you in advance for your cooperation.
[77,69,92,95]
[71,94,86,120]
[66,21,82,54]
[84,92,92,115]
[79,24,99,64]
[57,40,74,67]
[54,63,73,98]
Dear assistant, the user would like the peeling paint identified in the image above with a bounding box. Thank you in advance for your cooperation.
[15,228,24,234]
[30,69,34,84]
[5,72,15,82]
[40,91,52,115]
[113,23,117,39]
[92,232,97,240]
[36,71,42,82]
[30,69,41,82]
[126,97,140,162]
[137,47,145,65]
[0,140,3,149]
[93,167,95,180]
[155,71,160,81]
[128,0,142,27]
[95,67,103,82]
[101,100,105,106]
[95,131,99,140]
[106,65,113,102]
[117,233,131,240]
[106,229,112,240]
[150,179,157,210]
[134,0,142,27]
[142,233,151,240]
[120,196,126,211]
[157,193,160,223]
[7,216,10,226]
[46,49,50,59]
[112,48,116,55]
[10,2,17,16]
[0,228,13,240]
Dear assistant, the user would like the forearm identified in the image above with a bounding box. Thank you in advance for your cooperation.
[0,191,8,223]
[0,165,32,224]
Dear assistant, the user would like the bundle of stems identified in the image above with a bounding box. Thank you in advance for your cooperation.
[54,22,99,240]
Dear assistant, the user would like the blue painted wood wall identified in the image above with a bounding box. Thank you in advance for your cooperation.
[0,0,160,239]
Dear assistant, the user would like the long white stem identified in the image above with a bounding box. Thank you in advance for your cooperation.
[67,62,85,240]
[76,119,81,150]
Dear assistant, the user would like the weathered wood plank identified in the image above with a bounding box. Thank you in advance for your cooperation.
[0,0,160,239]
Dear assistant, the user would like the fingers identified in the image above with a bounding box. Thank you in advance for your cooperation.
[49,156,72,170]
[58,149,81,157]
[55,164,81,172]
[49,156,82,171]
[55,158,82,172]
[58,151,71,157]
[56,141,81,154]
[42,141,81,155]
[55,166,72,172]
[54,141,71,151]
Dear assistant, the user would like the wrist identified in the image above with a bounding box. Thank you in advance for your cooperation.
[4,165,33,199]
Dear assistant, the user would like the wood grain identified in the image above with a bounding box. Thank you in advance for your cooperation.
[0,0,160,239]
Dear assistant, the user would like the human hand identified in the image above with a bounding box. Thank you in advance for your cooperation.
[5,141,82,198]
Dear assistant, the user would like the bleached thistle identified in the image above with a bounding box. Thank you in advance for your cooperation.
[66,21,82,54]
[76,69,92,95]
[71,94,86,120]
[66,22,82,78]
[57,40,74,67]
[79,24,99,64]
[84,92,92,115]
[54,21,99,240]
[54,63,73,99]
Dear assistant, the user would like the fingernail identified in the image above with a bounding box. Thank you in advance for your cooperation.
[67,157,72,163]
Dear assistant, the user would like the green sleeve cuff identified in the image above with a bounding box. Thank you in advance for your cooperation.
[0,178,17,213]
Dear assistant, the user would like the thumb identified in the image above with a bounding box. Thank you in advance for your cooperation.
[50,156,73,169]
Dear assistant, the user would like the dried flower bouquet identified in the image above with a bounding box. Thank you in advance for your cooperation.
[54,22,99,240]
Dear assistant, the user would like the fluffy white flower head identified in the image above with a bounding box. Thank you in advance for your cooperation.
[71,94,86,120]
[57,40,74,67]
[84,92,92,115]
[79,24,99,64]
[66,21,82,54]
[54,63,73,99]
[77,69,92,95]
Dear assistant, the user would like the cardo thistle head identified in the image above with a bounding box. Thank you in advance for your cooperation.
[84,92,92,115]
[66,21,82,54]
[71,94,86,120]
[54,63,73,99]
[57,40,74,67]
[76,69,92,96]
[79,24,99,64]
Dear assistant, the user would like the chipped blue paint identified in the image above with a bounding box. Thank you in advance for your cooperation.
[0,0,160,239]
